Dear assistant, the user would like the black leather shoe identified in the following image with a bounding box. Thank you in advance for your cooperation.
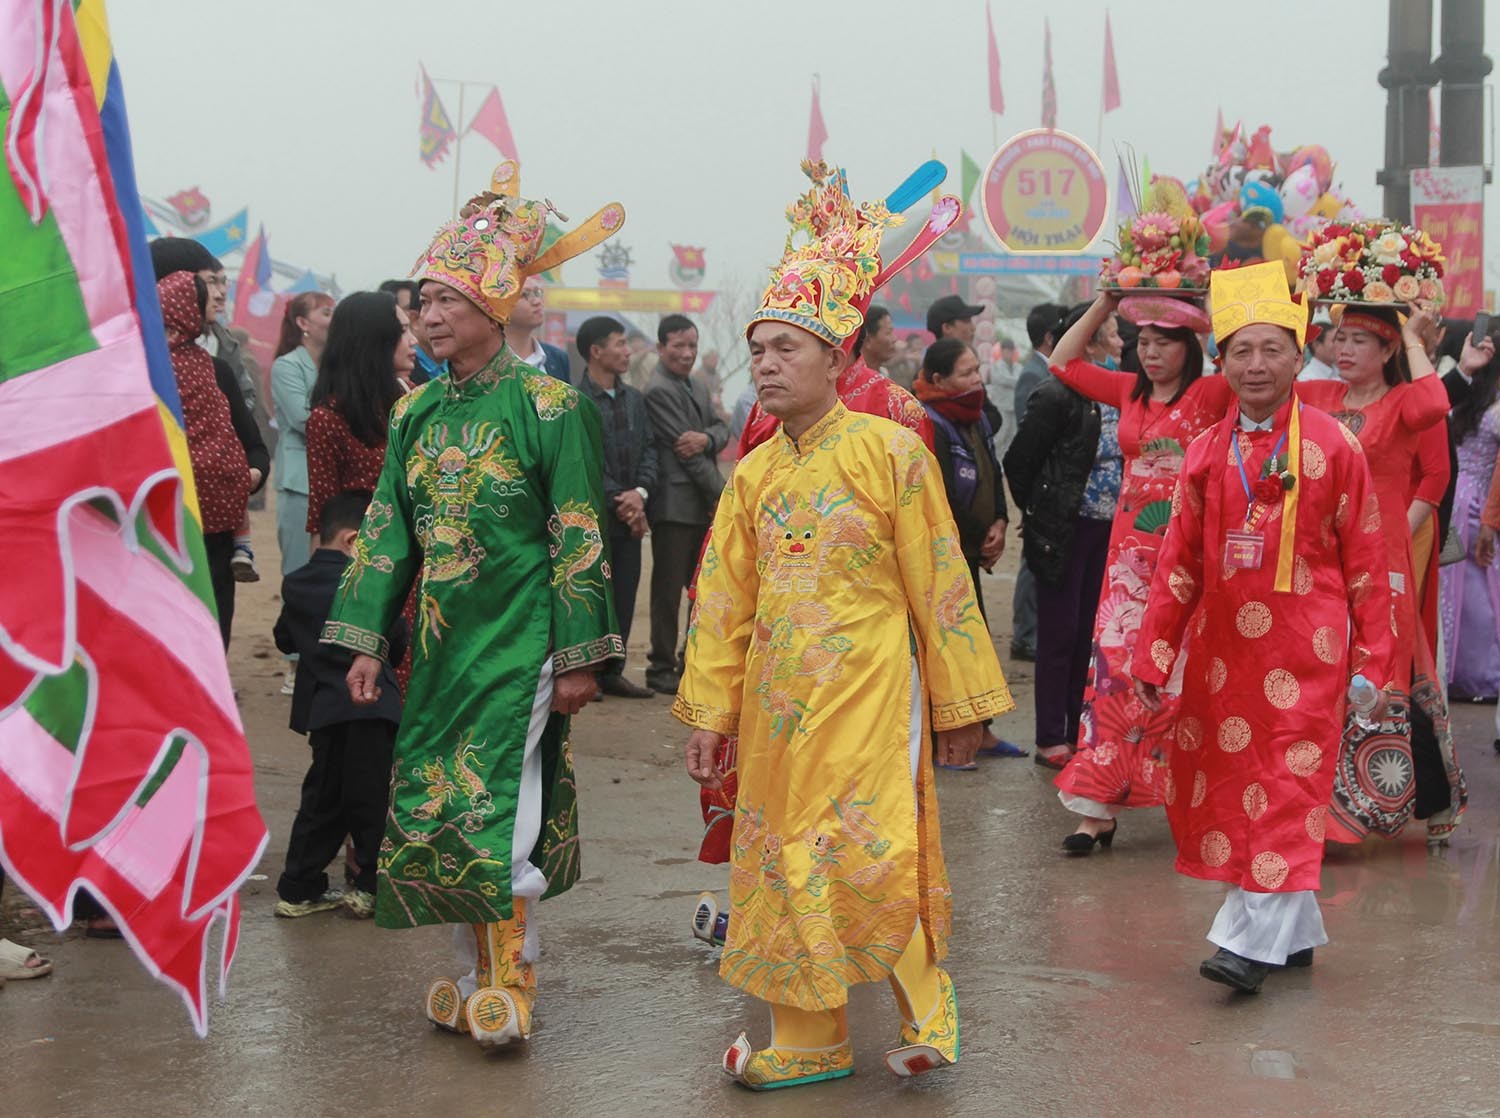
[1062,821,1117,856]
[645,674,680,695]
[1009,643,1036,662]
[1199,948,1270,993]
[1281,948,1314,968]
[599,675,654,699]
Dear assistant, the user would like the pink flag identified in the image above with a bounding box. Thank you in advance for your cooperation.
[1041,19,1057,129]
[807,78,828,163]
[986,2,1004,115]
[468,85,519,161]
[1102,12,1121,112]
[1212,105,1224,157]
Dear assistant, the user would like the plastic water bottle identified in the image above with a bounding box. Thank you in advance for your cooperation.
[1347,674,1380,731]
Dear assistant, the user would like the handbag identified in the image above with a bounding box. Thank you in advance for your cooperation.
[1439,525,1466,567]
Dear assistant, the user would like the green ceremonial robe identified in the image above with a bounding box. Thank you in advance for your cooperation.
[323,349,621,928]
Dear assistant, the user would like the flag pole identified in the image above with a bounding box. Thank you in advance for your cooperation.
[451,82,467,217]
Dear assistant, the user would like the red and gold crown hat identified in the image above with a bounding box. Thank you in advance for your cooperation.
[748,159,962,350]
[413,160,625,324]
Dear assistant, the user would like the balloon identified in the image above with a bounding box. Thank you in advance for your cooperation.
[1287,144,1334,194]
[1244,125,1277,171]
[1280,164,1320,220]
[1202,201,1236,254]
[1240,180,1285,224]
[1261,224,1302,285]
[1307,192,1344,222]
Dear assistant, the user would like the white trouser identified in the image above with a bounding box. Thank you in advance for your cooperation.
[1058,791,1121,820]
[1207,887,1327,965]
[455,659,554,996]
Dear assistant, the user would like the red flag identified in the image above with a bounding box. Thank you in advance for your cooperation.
[1041,19,1057,129]
[807,78,828,163]
[986,2,1004,115]
[230,227,289,393]
[468,85,518,161]
[417,63,456,168]
[1102,12,1121,112]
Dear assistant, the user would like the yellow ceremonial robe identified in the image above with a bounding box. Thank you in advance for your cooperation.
[673,403,1012,1010]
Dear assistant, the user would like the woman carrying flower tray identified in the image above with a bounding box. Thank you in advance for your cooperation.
[1046,291,1234,855]
[1296,220,1467,845]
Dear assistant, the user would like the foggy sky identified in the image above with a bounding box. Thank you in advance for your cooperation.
[111,0,1500,313]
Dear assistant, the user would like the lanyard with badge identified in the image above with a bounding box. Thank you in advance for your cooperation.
[1224,428,1287,571]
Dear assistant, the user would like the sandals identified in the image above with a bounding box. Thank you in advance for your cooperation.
[0,938,53,980]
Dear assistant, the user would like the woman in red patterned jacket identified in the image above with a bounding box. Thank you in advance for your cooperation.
[303,290,415,693]
[303,291,414,536]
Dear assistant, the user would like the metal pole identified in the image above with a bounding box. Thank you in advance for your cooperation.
[1376,0,1435,221]
[450,83,467,217]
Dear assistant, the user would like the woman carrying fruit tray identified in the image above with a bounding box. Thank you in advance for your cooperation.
[1045,289,1234,856]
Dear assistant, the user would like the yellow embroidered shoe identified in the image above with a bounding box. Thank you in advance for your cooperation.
[425,978,467,1034]
[722,1032,854,1090]
[465,986,533,1049]
[884,968,959,1077]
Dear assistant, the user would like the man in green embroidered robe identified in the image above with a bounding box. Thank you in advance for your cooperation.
[325,163,626,1047]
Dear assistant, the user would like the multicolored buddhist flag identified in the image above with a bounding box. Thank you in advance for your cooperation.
[418,62,456,168]
[1041,19,1058,129]
[0,0,267,1034]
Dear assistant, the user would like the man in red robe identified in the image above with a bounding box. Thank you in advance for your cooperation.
[1130,262,1396,994]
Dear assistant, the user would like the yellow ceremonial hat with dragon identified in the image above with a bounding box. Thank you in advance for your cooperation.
[1209,259,1308,349]
[749,158,962,349]
[413,160,625,324]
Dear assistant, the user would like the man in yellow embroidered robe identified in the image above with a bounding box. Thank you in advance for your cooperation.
[677,317,1012,1087]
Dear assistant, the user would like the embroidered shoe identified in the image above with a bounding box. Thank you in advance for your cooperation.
[692,892,727,947]
[465,985,533,1049]
[885,968,959,1077]
[425,978,468,1034]
[722,1032,854,1090]
[341,888,376,919]
[273,889,345,919]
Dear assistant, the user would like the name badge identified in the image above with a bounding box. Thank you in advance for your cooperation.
[1224,530,1265,571]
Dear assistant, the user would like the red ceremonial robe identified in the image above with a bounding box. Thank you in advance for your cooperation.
[1130,397,1395,893]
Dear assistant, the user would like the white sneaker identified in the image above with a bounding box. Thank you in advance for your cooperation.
[280,669,296,695]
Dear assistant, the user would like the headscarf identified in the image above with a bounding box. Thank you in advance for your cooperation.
[159,271,250,534]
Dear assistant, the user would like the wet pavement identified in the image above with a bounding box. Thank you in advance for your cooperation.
[5,521,1500,1117]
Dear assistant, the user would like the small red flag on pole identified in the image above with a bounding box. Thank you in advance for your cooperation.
[467,86,519,161]
[1041,19,1058,130]
[807,77,828,162]
[986,2,1004,115]
[1102,12,1121,112]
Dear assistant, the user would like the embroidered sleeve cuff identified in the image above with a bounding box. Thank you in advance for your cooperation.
[931,688,1016,731]
[321,620,389,661]
[670,695,740,735]
[552,634,625,673]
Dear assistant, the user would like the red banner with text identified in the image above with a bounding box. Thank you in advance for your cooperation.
[1411,166,1484,315]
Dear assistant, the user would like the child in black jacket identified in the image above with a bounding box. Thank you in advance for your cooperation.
[272,490,406,918]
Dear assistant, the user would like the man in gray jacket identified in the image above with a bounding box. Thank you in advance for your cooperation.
[643,314,726,694]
